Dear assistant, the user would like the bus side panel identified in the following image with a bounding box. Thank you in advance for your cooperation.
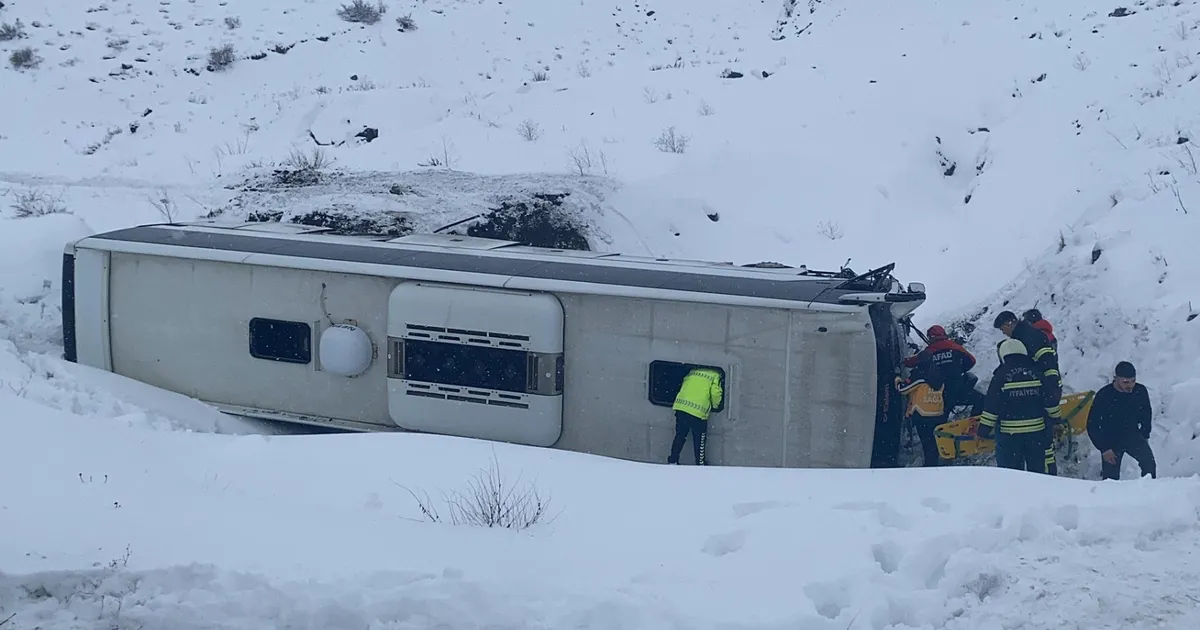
[787,309,878,468]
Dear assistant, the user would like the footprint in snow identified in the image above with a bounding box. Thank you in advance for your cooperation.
[1053,504,1080,531]
[832,500,912,530]
[731,500,788,518]
[871,540,906,574]
[921,496,951,513]
[803,579,854,620]
[702,530,746,557]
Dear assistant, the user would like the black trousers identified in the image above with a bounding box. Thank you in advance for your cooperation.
[995,430,1049,473]
[1043,423,1059,476]
[912,414,942,467]
[668,410,708,465]
[1101,433,1157,480]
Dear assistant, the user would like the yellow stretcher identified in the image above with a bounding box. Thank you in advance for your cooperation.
[933,390,1095,461]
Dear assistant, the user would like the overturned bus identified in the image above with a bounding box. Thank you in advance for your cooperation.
[61,221,927,468]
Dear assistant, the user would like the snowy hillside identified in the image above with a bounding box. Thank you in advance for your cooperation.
[3,0,1200,626]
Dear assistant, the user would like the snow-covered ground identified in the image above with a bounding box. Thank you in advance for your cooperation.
[3,0,1200,626]
[4,394,1200,629]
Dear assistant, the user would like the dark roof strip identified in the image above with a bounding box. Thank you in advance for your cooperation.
[86,225,851,304]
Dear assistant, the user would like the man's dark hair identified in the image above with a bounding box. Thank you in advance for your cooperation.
[992,310,1017,329]
[1115,361,1136,378]
[1021,308,1042,323]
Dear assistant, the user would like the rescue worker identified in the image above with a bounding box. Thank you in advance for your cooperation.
[1021,308,1058,351]
[903,325,981,418]
[667,366,724,465]
[994,310,1063,475]
[976,339,1050,473]
[1022,308,1064,473]
[1020,308,1062,473]
[895,360,946,467]
[1086,361,1157,480]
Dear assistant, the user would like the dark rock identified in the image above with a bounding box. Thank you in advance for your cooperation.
[742,261,792,268]
[763,70,773,78]
[249,207,412,237]
[250,52,266,60]
[142,108,153,117]
[355,127,379,143]
[350,74,358,81]
[1178,136,1189,144]
[647,10,655,16]
[121,63,133,70]
[706,212,719,222]
[1032,72,1046,82]
[459,193,590,250]
[316,35,329,42]
[1109,7,1133,17]
[270,168,325,187]
[129,122,139,134]
[1091,246,1102,264]
[271,43,294,54]
[721,69,743,79]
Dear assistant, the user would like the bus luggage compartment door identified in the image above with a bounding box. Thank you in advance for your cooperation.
[384,281,565,447]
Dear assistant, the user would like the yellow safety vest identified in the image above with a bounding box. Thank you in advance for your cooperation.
[673,368,724,420]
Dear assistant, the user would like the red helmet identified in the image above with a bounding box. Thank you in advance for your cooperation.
[927,325,948,340]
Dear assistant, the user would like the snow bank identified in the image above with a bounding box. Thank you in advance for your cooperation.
[2,395,1200,629]
[0,211,276,435]
[0,212,89,356]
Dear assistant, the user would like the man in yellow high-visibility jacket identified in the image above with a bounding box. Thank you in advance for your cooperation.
[667,367,724,465]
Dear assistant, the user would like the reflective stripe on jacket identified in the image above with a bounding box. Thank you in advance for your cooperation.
[673,368,724,420]
[980,361,1048,435]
